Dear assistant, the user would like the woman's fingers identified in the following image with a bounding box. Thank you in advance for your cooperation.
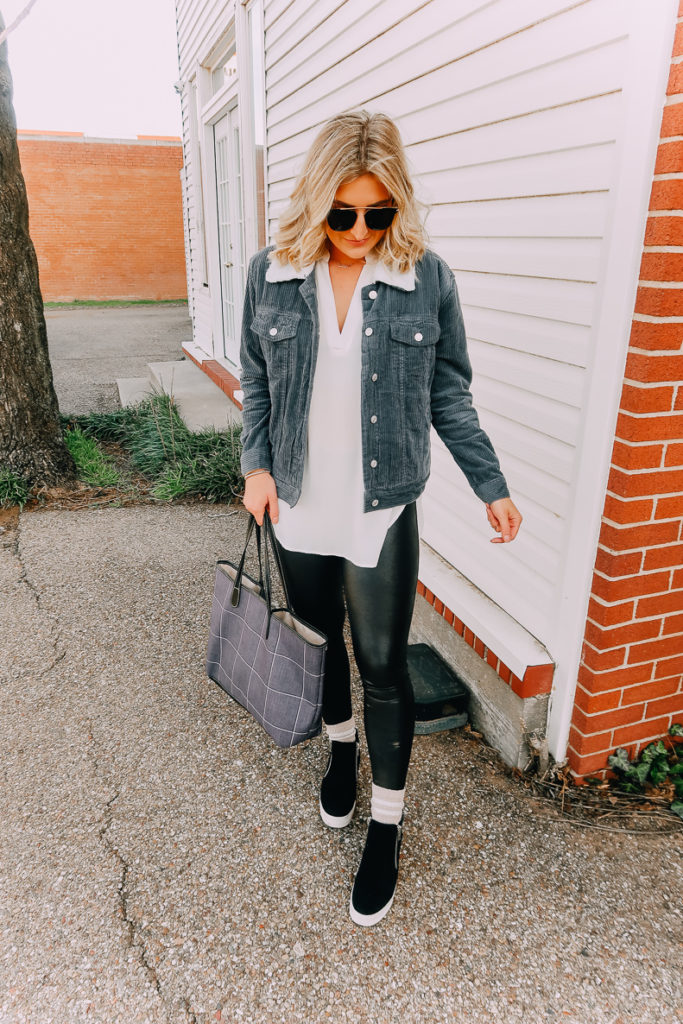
[242,473,278,526]
[486,498,522,543]
[267,481,279,524]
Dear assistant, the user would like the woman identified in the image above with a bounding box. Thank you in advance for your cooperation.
[239,110,522,926]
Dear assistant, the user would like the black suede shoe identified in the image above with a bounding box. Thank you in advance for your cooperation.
[319,731,360,828]
[349,816,403,926]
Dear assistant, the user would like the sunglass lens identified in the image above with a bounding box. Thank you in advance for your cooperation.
[326,209,356,232]
[365,207,397,230]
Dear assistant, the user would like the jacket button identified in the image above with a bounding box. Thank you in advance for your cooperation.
[372,499,379,507]
[269,327,278,336]
[370,414,378,424]
[370,459,378,468]
[371,373,378,382]
[414,332,423,341]
[368,290,377,299]
[365,327,373,336]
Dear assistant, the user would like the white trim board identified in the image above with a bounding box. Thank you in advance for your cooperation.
[183,340,212,365]
[544,0,679,761]
[418,541,552,680]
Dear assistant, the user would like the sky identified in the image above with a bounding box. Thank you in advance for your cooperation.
[1,0,182,138]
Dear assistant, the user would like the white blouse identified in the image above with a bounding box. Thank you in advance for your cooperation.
[272,254,422,567]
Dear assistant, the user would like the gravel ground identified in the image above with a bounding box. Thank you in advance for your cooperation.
[0,307,680,1023]
[1,503,681,1024]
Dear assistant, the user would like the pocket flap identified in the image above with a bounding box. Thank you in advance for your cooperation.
[251,310,301,340]
[389,320,440,346]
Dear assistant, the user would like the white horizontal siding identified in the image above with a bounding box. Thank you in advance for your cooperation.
[437,237,604,285]
[457,272,596,325]
[427,193,608,240]
[464,306,591,367]
[176,0,234,79]
[266,0,622,138]
[264,0,296,32]
[257,0,651,651]
[468,342,586,406]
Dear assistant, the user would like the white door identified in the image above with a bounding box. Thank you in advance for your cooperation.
[214,107,245,365]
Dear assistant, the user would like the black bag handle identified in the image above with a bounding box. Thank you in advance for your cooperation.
[230,514,265,608]
[232,511,294,641]
[255,510,295,638]
[258,510,292,609]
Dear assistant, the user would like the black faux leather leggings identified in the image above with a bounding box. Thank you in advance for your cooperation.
[274,502,419,790]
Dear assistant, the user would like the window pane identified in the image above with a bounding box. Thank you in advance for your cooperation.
[211,46,237,95]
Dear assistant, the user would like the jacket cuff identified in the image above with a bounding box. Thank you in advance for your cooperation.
[474,475,510,504]
[240,449,272,475]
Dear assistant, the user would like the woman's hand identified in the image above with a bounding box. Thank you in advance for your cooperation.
[242,471,279,526]
[485,498,522,543]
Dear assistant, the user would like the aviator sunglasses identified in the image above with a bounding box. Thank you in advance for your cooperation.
[326,205,398,233]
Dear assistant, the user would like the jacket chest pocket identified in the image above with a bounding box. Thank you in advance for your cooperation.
[389,320,439,387]
[251,310,301,375]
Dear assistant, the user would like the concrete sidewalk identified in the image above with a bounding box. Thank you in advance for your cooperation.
[45,303,191,415]
[0,308,680,1023]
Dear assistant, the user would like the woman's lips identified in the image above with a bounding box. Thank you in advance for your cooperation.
[347,238,370,245]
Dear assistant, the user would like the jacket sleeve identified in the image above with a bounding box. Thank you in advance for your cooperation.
[430,261,510,504]
[238,254,273,475]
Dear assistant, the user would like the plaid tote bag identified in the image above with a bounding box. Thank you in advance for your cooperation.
[206,511,327,747]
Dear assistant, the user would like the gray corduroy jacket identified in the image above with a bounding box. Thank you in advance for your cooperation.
[238,244,509,512]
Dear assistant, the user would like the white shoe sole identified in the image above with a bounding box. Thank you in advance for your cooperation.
[319,799,356,828]
[349,892,395,927]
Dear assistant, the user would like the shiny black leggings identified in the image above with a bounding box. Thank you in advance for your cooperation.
[274,502,419,790]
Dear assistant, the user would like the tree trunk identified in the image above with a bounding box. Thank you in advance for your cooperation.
[0,15,75,487]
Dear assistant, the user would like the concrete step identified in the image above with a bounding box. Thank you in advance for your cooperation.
[116,376,157,409]
[117,358,241,433]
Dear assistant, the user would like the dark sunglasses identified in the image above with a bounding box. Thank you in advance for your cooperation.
[326,206,398,232]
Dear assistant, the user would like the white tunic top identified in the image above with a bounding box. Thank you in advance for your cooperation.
[272,254,421,567]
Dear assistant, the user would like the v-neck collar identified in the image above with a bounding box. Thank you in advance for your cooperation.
[317,256,370,338]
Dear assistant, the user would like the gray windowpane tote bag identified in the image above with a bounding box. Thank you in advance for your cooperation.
[206,511,327,747]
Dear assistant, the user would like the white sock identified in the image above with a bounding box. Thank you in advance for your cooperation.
[371,783,405,825]
[325,716,356,743]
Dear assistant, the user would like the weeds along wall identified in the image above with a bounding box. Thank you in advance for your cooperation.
[17,131,187,302]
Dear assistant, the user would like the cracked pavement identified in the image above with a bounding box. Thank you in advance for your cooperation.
[0,308,681,1023]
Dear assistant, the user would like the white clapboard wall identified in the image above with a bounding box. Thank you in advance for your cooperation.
[261,0,665,653]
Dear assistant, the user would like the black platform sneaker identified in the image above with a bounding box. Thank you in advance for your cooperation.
[349,816,403,926]
[319,730,360,828]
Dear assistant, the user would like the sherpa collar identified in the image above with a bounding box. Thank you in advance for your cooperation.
[265,249,416,291]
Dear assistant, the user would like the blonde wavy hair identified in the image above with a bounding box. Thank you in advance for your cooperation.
[271,110,428,273]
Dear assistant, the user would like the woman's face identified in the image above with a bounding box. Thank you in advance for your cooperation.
[324,173,394,263]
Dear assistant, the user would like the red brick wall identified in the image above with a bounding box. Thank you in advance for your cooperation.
[568,14,683,780]
[17,132,187,302]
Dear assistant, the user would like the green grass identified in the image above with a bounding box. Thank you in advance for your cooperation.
[44,299,187,309]
[61,392,244,504]
[0,468,30,508]
[64,426,121,487]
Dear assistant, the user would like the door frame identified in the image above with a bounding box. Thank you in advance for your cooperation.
[198,63,240,368]
[213,104,245,366]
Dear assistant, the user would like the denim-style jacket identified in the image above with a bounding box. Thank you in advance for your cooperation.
[238,244,509,512]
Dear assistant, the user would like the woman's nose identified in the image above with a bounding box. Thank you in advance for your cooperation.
[349,211,368,238]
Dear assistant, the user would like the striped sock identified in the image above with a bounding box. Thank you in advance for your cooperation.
[371,783,405,825]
